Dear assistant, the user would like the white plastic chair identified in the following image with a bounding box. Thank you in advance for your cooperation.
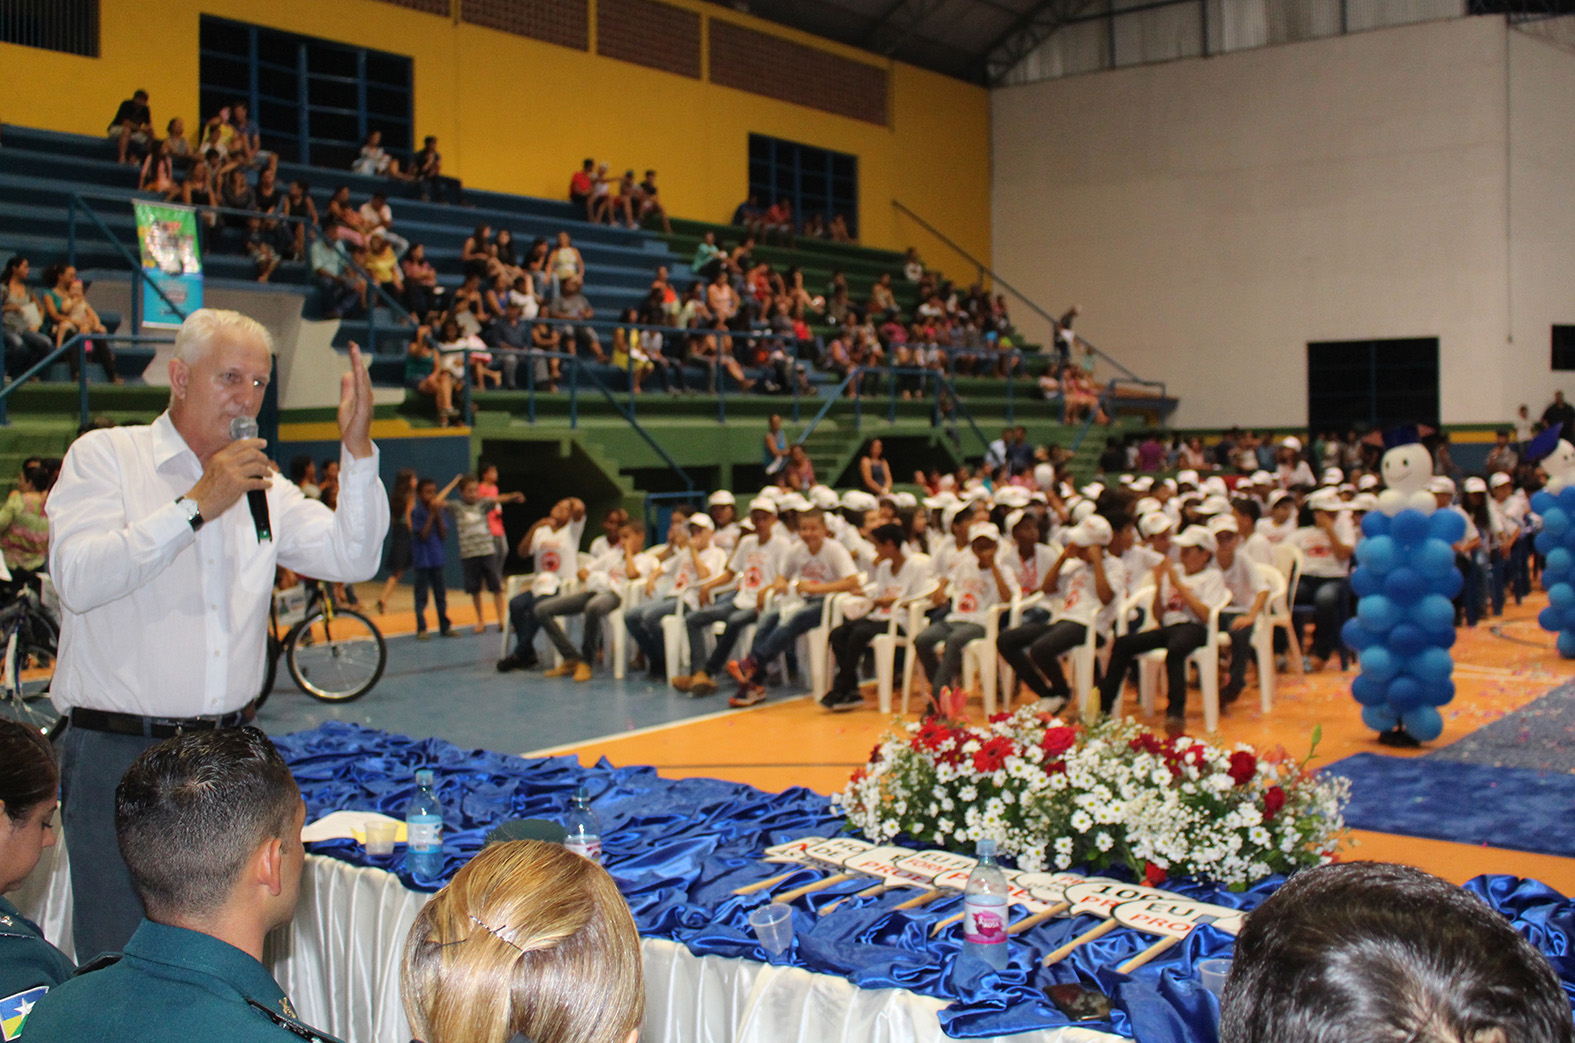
[968,593,1044,713]
[1253,567,1288,712]
[804,581,863,698]
[660,578,741,683]
[1093,584,1158,721]
[1270,543,1304,674]
[873,576,941,714]
[1136,591,1232,733]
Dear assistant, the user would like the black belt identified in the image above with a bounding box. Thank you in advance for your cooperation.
[69,704,255,739]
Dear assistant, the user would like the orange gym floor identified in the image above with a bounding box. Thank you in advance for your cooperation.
[509,596,1575,893]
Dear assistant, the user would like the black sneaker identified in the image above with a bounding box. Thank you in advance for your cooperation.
[496,655,520,672]
[1377,727,1422,748]
[1220,684,1243,706]
[820,689,864,713]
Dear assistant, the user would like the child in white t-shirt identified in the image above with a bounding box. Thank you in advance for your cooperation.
[820,523,933,711]
[675,498,784,696]
[624,514,726,680]
[536,519,654,680]
[912,523,1012,712]
[497,497,586,671]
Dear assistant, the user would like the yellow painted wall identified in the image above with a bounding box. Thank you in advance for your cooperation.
[0,0,990,275]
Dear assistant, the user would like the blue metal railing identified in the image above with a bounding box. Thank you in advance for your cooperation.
[794,364,994,459]
[1067,377,1173,454]
[0,332,174,427]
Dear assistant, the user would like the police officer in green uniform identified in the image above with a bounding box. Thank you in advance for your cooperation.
[21,727,342,1043]
[0,719,73,1040]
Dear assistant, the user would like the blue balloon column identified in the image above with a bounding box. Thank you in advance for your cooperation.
[1342,508,1465,742]
[1532,486,1575,658]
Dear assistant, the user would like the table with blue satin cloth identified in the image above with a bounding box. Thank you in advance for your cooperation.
[18,721,1575,1043]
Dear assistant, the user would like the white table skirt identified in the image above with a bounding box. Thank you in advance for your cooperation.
[14,833,1125,1043]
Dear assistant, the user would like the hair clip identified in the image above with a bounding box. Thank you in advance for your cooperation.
[468,914,525,953]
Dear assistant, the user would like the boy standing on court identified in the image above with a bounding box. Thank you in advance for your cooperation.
[410,477,457,639]
[439,473,524,632]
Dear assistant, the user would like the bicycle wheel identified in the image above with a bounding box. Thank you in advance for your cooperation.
[286,607,386,702]
[2,622,59,732]
[256,631,281,711]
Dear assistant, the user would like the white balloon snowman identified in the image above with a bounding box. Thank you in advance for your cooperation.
[1376,442,1436,517]
[1542,440,1575,494]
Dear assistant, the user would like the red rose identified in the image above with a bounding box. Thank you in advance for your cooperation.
[973,735,1016,773]
[1041,726,1077,758]
[1144,861,1169,886]
[1263,785,1287,820]
[1227,751,1258,787]
[1129,733,1167,758]
[1044,759,1067,775]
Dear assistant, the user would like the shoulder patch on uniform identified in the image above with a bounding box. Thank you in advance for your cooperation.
[245,998,346,1043]
[0,985,48,1041]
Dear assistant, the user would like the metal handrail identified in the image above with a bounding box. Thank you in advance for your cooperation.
[0,332,174,426]
[1066,376,1172,454]
[793,364,993,459]
[891,198,1151,387]
[454,345,694,494]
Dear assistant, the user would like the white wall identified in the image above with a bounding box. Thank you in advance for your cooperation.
[1508,29,1575,416]
[991,16,1526,428]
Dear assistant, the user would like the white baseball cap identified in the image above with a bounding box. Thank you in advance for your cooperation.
[708,490,736,506]
[1117,474,1135,486]
[1489,472,1512,489]
[747,497,778,515]
[1161,477,1178,493]
[995,486,1032,508]
[1250,470,1273,485]
[1266,489,1292,508]
[1307,489,1344,512]
[1131,476,1154,493]
[1321,467,1343,486]
[1173,525,1217,553]
[1357,474,1379,490]
[1139,512,1174,537]
[1202,476,1229,498]
[687,513,716,531]
[1134,497,1162,517]
[1207,514,1239,536]
[943,502,973,530]
[809,485,839,509]
[1427,476,1456,496]
[1029,491,1048,504]
[1080,483,1105,499]
[1351,492,1379,511]
[1070,500,1097,523]
[1463,476,1488,494]
[841,490,879,512]
[967,522,1002,545]
[1069,515,1114,547]
[923,491,958,510]
[1176,470,1199,488]
[1280,436,1302,452]
[758,486,785,504]
[1005,509,1035,535]
[780,492,813,512]
[1199,496,1232,517]
[893,491,918,508]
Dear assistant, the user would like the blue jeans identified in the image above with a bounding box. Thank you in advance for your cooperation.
[624,597,678,669]
[685,602,757,675]
[914,620,987,692]
[507,591,542,659]
[413,566,449,634]
[747,599,825,669]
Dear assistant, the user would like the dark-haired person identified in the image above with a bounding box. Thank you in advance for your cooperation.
[820,522,931,712]
[21,728,342,1043]
[46,309,388,961]
[1221,861,1573,1043]
[0,719,73,1027]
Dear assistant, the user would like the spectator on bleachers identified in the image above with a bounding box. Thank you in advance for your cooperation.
[608,170,638,229]
[401,242,440,319]
[461,224,495,280]
[437,316,498,389]
[549,231,585,298]
[731,193,763,235]
[689,319,752,394]
[254,164,281,221]
[41,264,119,383]
[801,213,826,239]
[413,135,463,204]
[903,247,925,282]
[197,110,236,169]
[588,162,614,225]
[612,308,660,393]
[138,137,177,197]
[242,216,280,283]
[523,236,551,286]
[219,166,258,243]
[363,234,403,298]
[310,225,366,319]
[783,444,815,492]
[530,319,563,390]
[706,268,740,330]
[227,102,268,169]
[162,117,194,171]
[568,159,595,218]
[324,185,367,247]
[829,214,853,243]
[635,170,672,234]
[491,229,522,283]
[691,231,725,281]
[487,300,535,390]
[107,89,152,164]
[867,273,900,322]
[505,273,540,318]
[358,190,408,256]
[279,179,318,260]
[176,158,218,228]
[351,129,405,180]
[549,276,606,364]
[447,271,488,337]
[2,257,51,376]
[761,198,794,245]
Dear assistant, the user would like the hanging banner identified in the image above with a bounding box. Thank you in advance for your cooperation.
[132,201,203,327]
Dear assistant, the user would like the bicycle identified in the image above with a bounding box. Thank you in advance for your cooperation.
[258,580,387,708]
[0,574,62,733]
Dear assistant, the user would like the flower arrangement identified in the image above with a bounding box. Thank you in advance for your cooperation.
[831,706,1350,889]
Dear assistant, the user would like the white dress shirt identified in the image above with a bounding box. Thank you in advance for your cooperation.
[48,412,390,718]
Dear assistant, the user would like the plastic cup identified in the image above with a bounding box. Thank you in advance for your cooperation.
[747,903,794,955]
[1198,957,1233,998]
[364,821,398,856]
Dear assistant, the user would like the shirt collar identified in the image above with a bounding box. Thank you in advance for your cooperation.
[125,919,289,1010]
[150,410,201,472]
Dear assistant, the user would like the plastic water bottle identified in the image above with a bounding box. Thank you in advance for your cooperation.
[405,769,444,881]
[564,786,602,864]
[962,838,1010,969]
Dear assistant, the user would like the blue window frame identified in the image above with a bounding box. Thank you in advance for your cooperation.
[198,16,413,169]
[748,134,858,239]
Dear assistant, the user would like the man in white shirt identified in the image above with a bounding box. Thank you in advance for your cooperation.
[497,497,587,672]
[536,519,653,681]
[1098,525,1227,735]
[726,508,860,707]
[625,514,725,680]
[1209,515,1271,705]
[1231,498,1276,567]
[48,308,388,959]
[357,190,407,256]
[820,523,932,712]
[675,499,782,696]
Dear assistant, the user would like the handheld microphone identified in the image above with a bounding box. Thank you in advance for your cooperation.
[229,416,273,543]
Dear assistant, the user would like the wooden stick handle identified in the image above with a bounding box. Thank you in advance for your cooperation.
[1008,902,1070,935]
[776,871,857,902]
[732,869,799,895]
[819,882,891,917]
[891,887,949,911]
[1116,934,1181,973]
[1042,918,1119,965]
[930,911,965,937]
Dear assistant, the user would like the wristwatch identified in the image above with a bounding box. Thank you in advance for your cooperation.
[176,496,205,533]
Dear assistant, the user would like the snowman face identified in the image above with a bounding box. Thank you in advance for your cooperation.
[1381,445,1432,495]
[1545,440,1575,481]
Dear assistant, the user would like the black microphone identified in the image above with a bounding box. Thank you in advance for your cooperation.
[229,416,273,543]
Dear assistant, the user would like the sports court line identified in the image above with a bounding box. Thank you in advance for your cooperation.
[521,694,813,757]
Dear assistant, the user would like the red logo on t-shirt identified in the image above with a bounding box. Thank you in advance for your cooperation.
[540,549,561,572]
[744,565,763,588]
[958,593,978,613]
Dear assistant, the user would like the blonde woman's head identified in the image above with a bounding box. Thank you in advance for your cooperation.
[401,840,644,1043]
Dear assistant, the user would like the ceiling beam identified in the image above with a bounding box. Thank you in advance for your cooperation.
[861,0,952,54]
[976,0,1106,84]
